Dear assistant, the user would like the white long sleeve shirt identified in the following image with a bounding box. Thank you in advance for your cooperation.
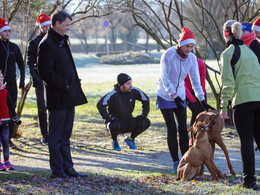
[156,46,205,102]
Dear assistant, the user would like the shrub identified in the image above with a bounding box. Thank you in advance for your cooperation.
[99,51,160,65]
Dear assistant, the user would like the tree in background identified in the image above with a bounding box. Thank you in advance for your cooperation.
[0,0,120,120]
[122,0,260,111]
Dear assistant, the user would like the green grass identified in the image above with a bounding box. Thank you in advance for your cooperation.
[1,64,259,194]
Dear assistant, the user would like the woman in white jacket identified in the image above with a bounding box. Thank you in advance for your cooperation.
[156,27,207,172]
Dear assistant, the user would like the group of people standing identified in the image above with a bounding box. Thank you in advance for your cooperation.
[0,10,260,190]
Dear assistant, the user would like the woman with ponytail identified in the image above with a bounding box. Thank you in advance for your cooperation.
[220,21,260,190]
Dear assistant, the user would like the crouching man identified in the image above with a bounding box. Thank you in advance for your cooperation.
[97,73,150,151]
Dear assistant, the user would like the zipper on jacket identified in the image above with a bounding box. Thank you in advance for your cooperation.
[176,59,182,92]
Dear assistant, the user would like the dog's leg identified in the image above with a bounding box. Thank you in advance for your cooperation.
[182,164,195,181]
[210,158,225,179]
[198,164,204,176]
[215,138,236,175]
[204,160,219,180]
[192,166,199,180]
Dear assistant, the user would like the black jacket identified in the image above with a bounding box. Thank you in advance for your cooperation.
[37,28,87,110]
[250,40,260,64]
[0,39,25,88]
[27,33,44,84]
[97,84,150,122]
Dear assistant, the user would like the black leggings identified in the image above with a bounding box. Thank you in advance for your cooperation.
[233,101,260,183]
[108,117,150,140]
[0,121,10,161]
[160,108,189,162]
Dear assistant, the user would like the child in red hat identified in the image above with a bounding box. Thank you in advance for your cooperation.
[0,71,21,171]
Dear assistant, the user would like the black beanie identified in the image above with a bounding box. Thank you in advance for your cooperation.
[117,73,131,86]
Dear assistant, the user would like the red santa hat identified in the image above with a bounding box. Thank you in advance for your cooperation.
[252,17,260,32]
[0,18,11,33]
[179,27,196,47]
[36,13,51,27]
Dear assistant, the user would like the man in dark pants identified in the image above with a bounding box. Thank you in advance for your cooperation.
[37,10,87,178]
[97,73,150,151]
[27,13,51,145]
[0,18,25,149]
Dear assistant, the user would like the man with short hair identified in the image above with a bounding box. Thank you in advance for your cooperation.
[97,73,150,151]
[0,18,25,149]
[27,13,51,145]
[37,10,87,178]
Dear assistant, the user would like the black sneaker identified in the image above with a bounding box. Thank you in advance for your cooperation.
[8,139,17,149]
[41,135,48,145]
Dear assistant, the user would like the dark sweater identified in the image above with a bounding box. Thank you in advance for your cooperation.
[97,84,150,122]
[0,39,25,88]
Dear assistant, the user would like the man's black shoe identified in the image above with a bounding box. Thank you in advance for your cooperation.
[50,172,68,178]
[64,168,88,178]
[241,182,258,190]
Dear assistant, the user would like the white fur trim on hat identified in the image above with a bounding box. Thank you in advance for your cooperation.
[0,25,11,33]
[179,38,195,47]
[252,25,260,32]
[40,20,51,27]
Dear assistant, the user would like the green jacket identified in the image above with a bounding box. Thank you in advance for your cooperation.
[220,44,260,112]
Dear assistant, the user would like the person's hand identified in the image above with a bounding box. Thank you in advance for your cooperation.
[174,96,185,109]
[220,111,229,119]
[13,116,22,126]
[105,117,118,124]
[200,100,208,111]
[190,101,203,113]
[200,100,216,111]
[32,77,43,88]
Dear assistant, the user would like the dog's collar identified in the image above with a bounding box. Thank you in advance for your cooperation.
[204,114,217,129]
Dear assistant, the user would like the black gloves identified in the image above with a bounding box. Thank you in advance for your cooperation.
[32,77,43,88]
[13,116,22,126]
[200,100,216,111]
[190,101,204,113]
[105,117,118,124]
[174,96,185,109]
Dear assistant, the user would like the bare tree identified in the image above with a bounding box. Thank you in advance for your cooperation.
[0,0,124,120]
[122,0,260,110]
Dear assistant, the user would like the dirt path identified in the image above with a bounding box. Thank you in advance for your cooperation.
[10,136,260,178]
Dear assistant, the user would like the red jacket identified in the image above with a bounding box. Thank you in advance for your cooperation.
[185,58,206,103]
[0,88,16,122]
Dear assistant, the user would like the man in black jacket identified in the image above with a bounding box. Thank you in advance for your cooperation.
[27,13,51,145]
[37,10,87,178]
[0,18,25,149]
[97,73,150,151]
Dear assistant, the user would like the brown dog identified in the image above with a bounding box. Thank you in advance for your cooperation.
[192,110,235,176]
[175,121,224,180]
